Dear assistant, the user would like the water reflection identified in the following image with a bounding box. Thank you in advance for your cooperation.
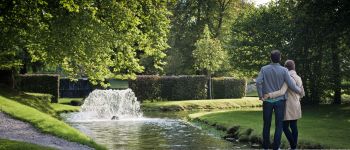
[63,113,245,150]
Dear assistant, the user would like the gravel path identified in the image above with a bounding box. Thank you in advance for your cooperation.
[0,112,93,150]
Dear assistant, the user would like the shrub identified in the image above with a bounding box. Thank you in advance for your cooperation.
[16,74,59,103]
[129,75,161,102]
[70,100,82,106]
[129,75,207,101]
[212,77,246,99]
[160,76,177,100]
[171,75,207,100]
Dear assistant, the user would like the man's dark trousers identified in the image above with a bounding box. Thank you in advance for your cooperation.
[262,100,286,150]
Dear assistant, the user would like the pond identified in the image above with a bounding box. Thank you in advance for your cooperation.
[61,89,248,149]
[62,112,248,150]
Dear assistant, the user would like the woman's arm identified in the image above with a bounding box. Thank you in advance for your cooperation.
[295,75,305,98]
[267,83,288,98]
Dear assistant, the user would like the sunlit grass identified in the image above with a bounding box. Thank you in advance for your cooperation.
[190,104,350,148]
[142,97,262,111]
[0,87,105,150]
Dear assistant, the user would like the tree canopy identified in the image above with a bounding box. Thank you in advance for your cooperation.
[193,25,226,75]
[229,0,350,103]
[0,0,171,86]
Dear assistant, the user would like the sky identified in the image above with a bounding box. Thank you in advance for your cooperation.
[250,0,271,6]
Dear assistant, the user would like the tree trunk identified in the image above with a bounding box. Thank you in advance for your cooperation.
[332,46,342,104]
[208,73,212,99]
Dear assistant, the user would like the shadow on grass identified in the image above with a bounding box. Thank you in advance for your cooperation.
[0,86,57,117]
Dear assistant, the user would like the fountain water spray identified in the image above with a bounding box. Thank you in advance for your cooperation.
[68,89,142,121]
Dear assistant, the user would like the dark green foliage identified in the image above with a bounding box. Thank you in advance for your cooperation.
[212,77,246,99]
[229,0,350,104]
[165,0,240,75]
[129,75,207,101]
[70,100,82,106]
[129,75,161,102]
[160,76,177,100]
[16,74,59,103]
[171,75,207,100]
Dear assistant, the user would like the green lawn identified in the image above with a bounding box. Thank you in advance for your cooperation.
[245,90,258,97]
[50,103,80,113]
[0,88,105,150]
[190,104,350,149]
[142,97,262,111]
[58,98,83,105]
[0,139,54,150]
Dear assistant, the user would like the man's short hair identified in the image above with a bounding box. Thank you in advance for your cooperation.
[270,50,281,63]
[285,60,295,71]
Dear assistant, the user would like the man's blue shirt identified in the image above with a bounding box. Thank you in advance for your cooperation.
[256,63,301,101]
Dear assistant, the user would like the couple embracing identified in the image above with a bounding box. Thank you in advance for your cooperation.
[256,50,305,150]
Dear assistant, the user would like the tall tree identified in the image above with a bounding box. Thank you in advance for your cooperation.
[165,0,242,75]
[0,0,171,87]
[228,0,350,104]
[193,25,227,99]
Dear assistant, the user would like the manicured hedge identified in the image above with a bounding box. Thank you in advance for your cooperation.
[129,75,207,101]
[16,74,59,103]
[171,75,207,100]
[129,75,161,101]
[212,77,246,99]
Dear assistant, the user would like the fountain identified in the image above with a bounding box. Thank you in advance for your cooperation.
[68,89,142,121]
[62,89,241,149]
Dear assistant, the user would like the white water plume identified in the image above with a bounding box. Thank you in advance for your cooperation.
[68,89,143,121]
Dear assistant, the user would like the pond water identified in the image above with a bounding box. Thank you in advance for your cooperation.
[62,112,248,150]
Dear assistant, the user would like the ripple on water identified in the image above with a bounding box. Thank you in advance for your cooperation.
[62,113,247,150]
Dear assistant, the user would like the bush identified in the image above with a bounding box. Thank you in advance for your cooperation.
[129,75,207,101]
[16,74,59,103]
[212,77,246,99]
[70,100,82,106]
[160,76,177,100]
[129,75,161,102]
[171,75,207,100]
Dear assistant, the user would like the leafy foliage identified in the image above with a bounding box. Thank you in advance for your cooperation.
[193,25,227,74]
[0,0,171,87]
[129,75,207,101]
[229,0,350,103]
[16,74,59,103]
[212,77,246,99]
[165,0,242,75]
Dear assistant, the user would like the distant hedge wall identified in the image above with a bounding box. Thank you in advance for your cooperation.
[16,74,59,103]
[212,77,246,99]
[129,76,161,101]
[129,75,207,102]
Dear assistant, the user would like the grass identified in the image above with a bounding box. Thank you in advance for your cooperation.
[190,104,350,149]
[50,103,80,113]
[58,98,83,105]
[245,90,258,97]
[0,87,106,150]
[141,97,262,111]
[0,139,55,150]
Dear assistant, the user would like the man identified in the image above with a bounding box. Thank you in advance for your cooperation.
[256,50,302,150]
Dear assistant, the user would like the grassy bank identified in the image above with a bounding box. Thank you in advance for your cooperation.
[190,104,350,149]
[50,103,80,113]
[142,97,262,111]
[0,139,54,150]
[0,88,105,150]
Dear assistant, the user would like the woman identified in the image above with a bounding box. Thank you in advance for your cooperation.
[264,60,305,149]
